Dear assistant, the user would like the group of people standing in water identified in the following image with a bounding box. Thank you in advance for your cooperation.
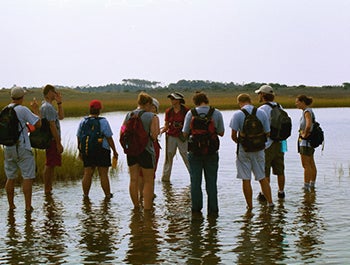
[2,84,319,215]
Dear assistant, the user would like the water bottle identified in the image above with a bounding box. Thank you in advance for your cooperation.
[281,140,287,153]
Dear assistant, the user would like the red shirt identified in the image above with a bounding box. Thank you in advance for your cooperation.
[165,105,189,137]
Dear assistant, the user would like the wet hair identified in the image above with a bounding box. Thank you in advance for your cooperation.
[237,93,251,104]
[137,92,153,106]
[297,94,313,106]
[261,93,275,102]
[192,91,209,106]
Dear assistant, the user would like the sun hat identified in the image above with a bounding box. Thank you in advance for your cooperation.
[11,86,26,99]
[89,99,102,109]
[255,85,274,94]
[167,92,185,104]
[152,98,160,113]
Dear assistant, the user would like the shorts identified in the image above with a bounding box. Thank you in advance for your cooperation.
[46,140,62,167]
[265,141,285,177]
[4,146,36,180]
[82,148,111,167]
[127,149,154,169]
[299,146,315,156]
[236,148,265,181]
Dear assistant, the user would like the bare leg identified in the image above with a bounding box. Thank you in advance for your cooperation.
[5,179,16,210]
[43,165,55,194]
[259,178,273,204]
[129,164,141,208]
[97,167,112,197]
[242,180,253,210]
[82,167,94,197]
[23,179,33,211]
[141,167,155,210]
[277,174,285,191]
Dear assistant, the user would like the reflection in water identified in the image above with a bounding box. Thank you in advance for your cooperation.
[187,214,221,264]
[125,210,160,264]
[233,203,289,265]
[5,212,40,264]
[80,197,118,264]
[40,195,67,264]
[294,191,325,262]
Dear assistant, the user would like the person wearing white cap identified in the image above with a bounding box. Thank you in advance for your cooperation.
[255,84,287,200]
[160,92,190,181]
[3,86,41,213]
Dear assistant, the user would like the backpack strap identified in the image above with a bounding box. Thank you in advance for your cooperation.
[264,102,281,109]
[190,108,198,117]
[207,106,215,119]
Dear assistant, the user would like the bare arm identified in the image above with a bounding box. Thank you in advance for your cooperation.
[50,121,63,154]
[55,92,64,120]
[150,115,160,141]
[302,111,312,138]
[231,129,238,143]
[106,137,119,158]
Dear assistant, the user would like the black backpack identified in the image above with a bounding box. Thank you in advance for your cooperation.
[188,107,219,155]
[29,118,52,149]
[265,102,292,141]
[306,118,324,148]
[0,104,23,146]
[239,107,267,152]
[78,117,105,157]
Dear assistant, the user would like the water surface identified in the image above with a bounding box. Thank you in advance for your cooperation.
[0,108,349,264]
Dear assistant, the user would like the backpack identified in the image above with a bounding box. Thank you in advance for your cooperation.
[29,118,52,149]
[119,111,149,156]
[78,117,104,157]
[0,104,23,146]
[265,102,292,141]
[306,118,324,148]
[188,107,219,155]
[239,107,267,152]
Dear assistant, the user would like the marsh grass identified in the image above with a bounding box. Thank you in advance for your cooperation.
[1,88,350,118]
[0,145,120,186]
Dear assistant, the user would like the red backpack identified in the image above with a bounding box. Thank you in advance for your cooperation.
[188,107,219,155]
[120,111,149,156]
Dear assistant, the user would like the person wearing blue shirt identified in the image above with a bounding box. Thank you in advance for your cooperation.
[4,87,41,213]
[77,100,118,199]
[230,93,274,210]
[182,91,225,217]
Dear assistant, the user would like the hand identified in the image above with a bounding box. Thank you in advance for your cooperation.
[55,92,63,104]
[30,97,39,114]
[56,142,64,154]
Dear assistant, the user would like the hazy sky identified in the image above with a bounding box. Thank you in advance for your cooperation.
[1,0,349,88]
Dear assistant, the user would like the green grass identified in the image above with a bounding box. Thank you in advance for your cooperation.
[1,87,350,118]
[0,145,120,186]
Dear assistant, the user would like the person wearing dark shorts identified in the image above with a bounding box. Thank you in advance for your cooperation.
[40,84,64,195]
[77,100,118,199]
[121,92,159,210]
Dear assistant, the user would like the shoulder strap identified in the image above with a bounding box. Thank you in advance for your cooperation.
[264,102,274,108]
[138,110,146,118]
[241,108,249,116]
[191,108,198,117]
[252,107,257,116]
[207,106,215,119]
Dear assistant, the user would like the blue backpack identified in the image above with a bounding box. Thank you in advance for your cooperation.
[78,117,105,157]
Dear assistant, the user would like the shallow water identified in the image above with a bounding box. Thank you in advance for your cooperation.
[0,108,350,264]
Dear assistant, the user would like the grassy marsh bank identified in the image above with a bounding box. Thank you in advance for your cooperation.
[1,87,349,117]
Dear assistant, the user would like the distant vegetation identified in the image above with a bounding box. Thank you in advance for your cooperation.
[1,79,350,117]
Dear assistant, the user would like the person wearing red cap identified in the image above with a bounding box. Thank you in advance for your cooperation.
[40,84,64,195]
[77,100,118,199]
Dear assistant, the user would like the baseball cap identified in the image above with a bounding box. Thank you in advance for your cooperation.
[255,85,274,94]
[89,99,102,109]
[167,92,185,104]
[11,86,26,99]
